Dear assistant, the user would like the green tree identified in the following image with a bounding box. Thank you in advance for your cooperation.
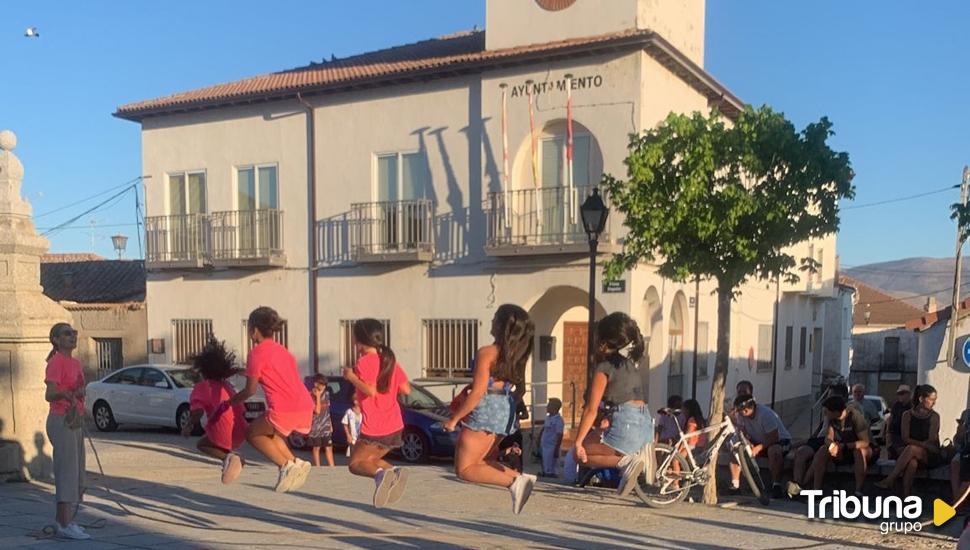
[602,106,854,504]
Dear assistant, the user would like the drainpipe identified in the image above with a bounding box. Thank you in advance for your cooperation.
[297,92,319,373]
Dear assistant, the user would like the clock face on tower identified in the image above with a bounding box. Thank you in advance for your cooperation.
[535,0,577,11]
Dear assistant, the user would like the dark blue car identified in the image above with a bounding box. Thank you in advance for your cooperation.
[285,376,456,463]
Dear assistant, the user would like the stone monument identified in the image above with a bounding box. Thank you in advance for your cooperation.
[0,129,72,480]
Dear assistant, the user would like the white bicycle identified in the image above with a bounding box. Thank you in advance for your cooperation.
[636,408,770,507]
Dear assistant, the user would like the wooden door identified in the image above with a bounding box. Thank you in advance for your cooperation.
[562,322,589,423]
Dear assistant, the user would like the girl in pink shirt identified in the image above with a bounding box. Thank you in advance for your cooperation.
[44,322,90,540]
[227,306,313,493]
[181,338,248,484]
[342,318,411,508]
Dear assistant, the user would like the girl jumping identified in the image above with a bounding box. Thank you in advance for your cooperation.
[443,304,537,515]
[228,306,314,492]
[573,312,653,497]
[181,338,248,484]
[342,319,411,508]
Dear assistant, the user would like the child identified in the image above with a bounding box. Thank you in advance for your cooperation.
[227,306,314,493]
[342,319,412,508]
[540,398,565,477]
[342,398,362,457]
[574,312,654,497]
[443,304,538,515]
[307,374,335,467]
[181,338,248,484]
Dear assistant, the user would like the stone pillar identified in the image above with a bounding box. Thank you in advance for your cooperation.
[0,130,72,481]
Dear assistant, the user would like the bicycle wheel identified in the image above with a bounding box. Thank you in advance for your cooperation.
[635,443,691,508]
[736,444,770,506]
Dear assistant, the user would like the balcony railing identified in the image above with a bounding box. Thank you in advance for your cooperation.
[484,184,614,255]
[144,213,210,268]
[349,199,434,263]
[145,209,285,269]
[210,209,285,266]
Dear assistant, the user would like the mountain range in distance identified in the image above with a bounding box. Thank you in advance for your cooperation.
[843,257,968,310]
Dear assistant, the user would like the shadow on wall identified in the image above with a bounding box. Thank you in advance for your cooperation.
[0,419,29,482]
[28,431,53,481]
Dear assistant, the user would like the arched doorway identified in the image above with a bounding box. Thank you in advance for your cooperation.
[642,286,663,407]
[526,285,606,424]
[667,291,689,400]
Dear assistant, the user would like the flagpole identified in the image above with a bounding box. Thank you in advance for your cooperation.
[565,73,575,228]
[500,83,511,232]
[526,79,541,238]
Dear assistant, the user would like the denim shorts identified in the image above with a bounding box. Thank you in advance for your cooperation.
[463,393,517,436]
[602,403,654,456]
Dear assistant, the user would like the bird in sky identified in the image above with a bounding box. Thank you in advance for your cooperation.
[24,27,40,38]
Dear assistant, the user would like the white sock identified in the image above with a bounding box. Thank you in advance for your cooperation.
[730,479,740,489]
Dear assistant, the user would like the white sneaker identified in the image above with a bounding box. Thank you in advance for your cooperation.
[387,467,410,505]
[509,473,537,514]
[222,453,244,485]
[617,454,645,497]
[287,459,312,493]
[57,523,90,540]
[373,469,395,508]
[274,460,296,493]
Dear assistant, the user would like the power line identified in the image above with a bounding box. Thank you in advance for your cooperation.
[34,176,144,220]
[859,280,970,305]
[36,222,139,231]
[42,185,135,237]
[843,184,959,210]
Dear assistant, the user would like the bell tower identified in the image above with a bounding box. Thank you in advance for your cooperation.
[485,0,705,67]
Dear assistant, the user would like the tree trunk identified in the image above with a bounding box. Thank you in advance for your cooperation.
[703,283,733,505]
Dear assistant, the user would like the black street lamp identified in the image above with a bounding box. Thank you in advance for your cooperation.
[580,187,610,389]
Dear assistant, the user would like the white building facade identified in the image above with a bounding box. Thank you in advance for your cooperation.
[117,0,840,427]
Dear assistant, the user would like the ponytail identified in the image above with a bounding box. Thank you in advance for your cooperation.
[352,319,396,394]
[376,344,397,394]
[47,322,72,362]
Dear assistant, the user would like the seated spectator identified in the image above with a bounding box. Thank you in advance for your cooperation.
[950,406,970,502]
[875,384,942,496]
[682,399,708,452]
[656,395,686,444]
[789,396,872,498]
[730,395,791,499]
[849,383,881,425]
[789,424,829,494]
[886,385,913,459]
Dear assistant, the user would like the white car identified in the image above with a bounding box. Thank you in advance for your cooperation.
[86,365,201,433]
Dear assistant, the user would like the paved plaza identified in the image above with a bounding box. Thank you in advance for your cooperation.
[0,426,962,549]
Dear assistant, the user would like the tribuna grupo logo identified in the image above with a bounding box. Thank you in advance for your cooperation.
[802,490,923,535]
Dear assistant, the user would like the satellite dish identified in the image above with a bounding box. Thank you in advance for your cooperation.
[25,27,40,38]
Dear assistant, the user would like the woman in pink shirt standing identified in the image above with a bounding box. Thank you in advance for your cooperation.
[343,319,411,508]
[44,322,90,540]
[228,307,313,493]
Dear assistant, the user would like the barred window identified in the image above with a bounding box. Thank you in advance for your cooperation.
[241,319,290,362]
[94,338,123,375]
[172,319,213,364]
[339,319,392,368]
[423,319,479,379]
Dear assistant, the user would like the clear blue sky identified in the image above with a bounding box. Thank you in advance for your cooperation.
[2,1,967,267]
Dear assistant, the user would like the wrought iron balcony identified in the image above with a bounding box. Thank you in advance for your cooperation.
[484,184,615,256]
[145,209,284,269]
[209,209,285,267]
[349,199,434,263]
[144,213,210,269]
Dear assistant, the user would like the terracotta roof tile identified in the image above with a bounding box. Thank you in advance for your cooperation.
[840,275,924,327]
[115,28,743,121]
[905,297,970,331]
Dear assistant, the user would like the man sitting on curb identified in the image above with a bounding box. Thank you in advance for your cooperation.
[789,395,872,498]
[731,394,791,499]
